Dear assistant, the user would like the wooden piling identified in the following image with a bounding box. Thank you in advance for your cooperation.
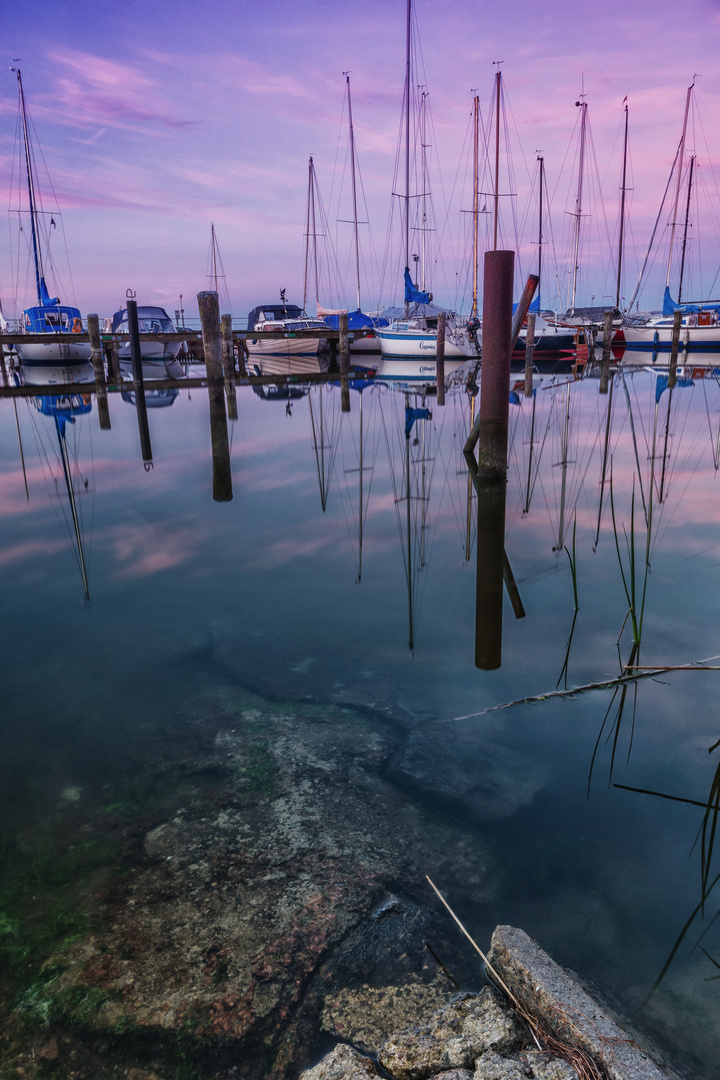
[87,314,111,430]
[599,309,613,395]
[126,299,152,464]
[198,291,233,502]
[108,338,121,384]
[221,314,238,421]
[339,312,350,413]
[472,250,515,670]
[669,308,682,389]
[436,311,446,406]
[524,312,535,398]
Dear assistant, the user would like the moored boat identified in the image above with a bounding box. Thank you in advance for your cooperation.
[10,68,91,366]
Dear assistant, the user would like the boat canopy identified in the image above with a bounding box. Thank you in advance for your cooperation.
[662,286,720,317]
[111,306,175,333]
[323,310,389,331]
[404,267,432,305]
[247,304,305,331]
[23,304,83,333]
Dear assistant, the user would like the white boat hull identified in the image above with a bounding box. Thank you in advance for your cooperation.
[248,354,329,377]
[246,336,326,358]
[374,356,471,382]
[15,338,92,364]
[116,340,184,363]
[375,326,476,360]
[623,323,720,351]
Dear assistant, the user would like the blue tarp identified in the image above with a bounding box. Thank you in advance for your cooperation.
[405,406,431,438]
[662,285,720,317]
[655,374,694,403]
[404,267,431,305]
[323,310,389,330]
[512,296,540,315]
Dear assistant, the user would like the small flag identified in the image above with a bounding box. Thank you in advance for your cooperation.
[50,217,56,228]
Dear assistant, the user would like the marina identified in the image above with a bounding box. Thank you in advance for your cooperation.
[3,2,720,1078]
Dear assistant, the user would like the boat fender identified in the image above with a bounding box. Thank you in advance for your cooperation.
[72,318,82,333]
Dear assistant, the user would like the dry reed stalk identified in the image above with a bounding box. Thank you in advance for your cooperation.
[426,877,609,1080]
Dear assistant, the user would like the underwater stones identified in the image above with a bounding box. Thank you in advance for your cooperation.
[377,988,524,1079]
[298,1042,379,1078]
[390,730,550,822]
[316,895,477,1053]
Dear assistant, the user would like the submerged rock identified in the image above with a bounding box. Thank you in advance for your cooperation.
[42,691,492,1077]
[389,730,550,822]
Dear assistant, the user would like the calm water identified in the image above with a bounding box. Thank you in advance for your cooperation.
[2,362,720,1075]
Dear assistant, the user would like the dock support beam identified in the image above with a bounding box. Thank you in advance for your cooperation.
[198,291,233,502]
[87,313,111,430]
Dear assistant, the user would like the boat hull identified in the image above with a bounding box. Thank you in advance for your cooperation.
[14,338,92,364]
[248,353,330,377]
[375,326,476,360]
[373,356,470,382]
[246,337,327,358]
[623,324,720,351]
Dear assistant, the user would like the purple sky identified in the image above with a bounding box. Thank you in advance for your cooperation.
[2,0,720,324]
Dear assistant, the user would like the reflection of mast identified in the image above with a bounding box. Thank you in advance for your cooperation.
[55,412,89,601]
[465,394,475,559]
[405,392,413,648]
[309,385,331,511]
[553,381,571,552]
[594,373,615,549]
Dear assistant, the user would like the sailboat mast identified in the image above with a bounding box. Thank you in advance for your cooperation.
[471,95,479,319]
[345,73,361,312]
[537,155,544,310]
[311,160,319,311]
[615,101,629,308]
[14,68,44,306]
[493,69,501,251]
[666,82,693,290]
[404,0,411,316]
[421,89,428,292]
[677,154,695,304]
[570,97,587,314]
[303,157,312,310]
[211,223,218,292]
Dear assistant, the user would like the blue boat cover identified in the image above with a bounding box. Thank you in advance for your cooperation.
[404,267,431,305]
[662,285,720,317]
[323,309,389,330]
[405,405,431,438]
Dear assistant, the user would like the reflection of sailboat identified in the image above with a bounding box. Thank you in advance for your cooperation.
[10,68,91,365]
[18,363,94,599]
[120,388,179,409]
[308,384,341,512]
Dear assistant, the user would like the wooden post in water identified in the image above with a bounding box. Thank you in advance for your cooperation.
[221,313,238,421]
[198,290,233,502]
[126,299,152,465]
[107,337,121,384]
[87,313,111,430]
[524,312,535,397]
[599,309,613,395]
[339,312,351,413]
[669,308,682,389]
[436,311,446,406]
[473,250,514,669]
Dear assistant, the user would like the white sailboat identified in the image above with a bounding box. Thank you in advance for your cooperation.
[10,68,91,365]
[375,1,478,382]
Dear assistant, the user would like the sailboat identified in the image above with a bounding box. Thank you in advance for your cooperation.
[374,1,478,382]
[322,73,388,365]
[10,68,91,365]
[514,155,575,358]
[246,163,329,374]
[624,83,720,352]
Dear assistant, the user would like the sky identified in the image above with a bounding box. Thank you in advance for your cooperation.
[2,0,720,325]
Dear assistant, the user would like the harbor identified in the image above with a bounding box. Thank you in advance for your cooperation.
[4,0,720,1078]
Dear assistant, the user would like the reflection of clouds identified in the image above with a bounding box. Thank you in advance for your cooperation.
[108,523,200,579]
[0,537,68,568]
